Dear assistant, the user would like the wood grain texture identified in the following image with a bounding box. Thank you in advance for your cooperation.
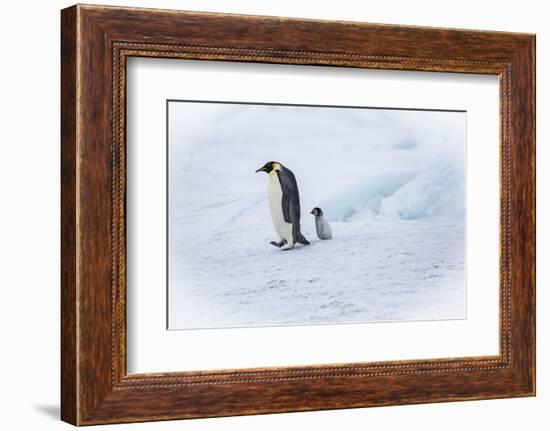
[60,4,536,425]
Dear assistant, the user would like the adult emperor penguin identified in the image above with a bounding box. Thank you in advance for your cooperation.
[255,161,310,250]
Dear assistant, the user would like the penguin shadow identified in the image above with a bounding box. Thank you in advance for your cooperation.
[268,237,324,253]
[268,245,308,254]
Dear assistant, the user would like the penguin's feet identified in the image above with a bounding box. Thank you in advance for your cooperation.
[282,243,295,251]
[270,240,286,248]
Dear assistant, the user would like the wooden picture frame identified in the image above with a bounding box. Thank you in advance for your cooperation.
[61,4,535,425]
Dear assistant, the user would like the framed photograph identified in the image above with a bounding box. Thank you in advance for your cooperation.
[165,100,467,330]
[61,4,536,425]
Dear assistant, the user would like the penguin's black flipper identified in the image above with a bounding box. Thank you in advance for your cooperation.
[278,168,299,224]
[278,167,310,246]
[281,193,292,224]
[289,196,310,246]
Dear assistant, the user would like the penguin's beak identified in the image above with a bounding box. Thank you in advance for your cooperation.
[255,166,266,173]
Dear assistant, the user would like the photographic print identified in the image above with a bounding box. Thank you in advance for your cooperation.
[167,100,466,330]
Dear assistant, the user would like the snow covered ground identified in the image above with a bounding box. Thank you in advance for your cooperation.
[167,102,466,329]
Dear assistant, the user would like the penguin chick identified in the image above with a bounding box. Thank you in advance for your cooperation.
[310,207,333,240]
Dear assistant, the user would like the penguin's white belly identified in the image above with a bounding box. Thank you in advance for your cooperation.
[268,174,293,243]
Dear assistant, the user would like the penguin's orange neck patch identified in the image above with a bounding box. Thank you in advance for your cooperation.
[270,163,281,175]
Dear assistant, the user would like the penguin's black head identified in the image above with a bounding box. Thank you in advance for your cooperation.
[311,207,323,216]
[255,161,282,174]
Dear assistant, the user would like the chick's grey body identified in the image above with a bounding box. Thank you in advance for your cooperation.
[311,207,333,240]
[256,161,310,250]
